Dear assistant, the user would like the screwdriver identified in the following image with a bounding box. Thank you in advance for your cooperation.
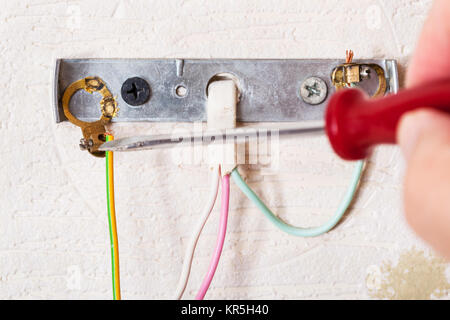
[99,79,450,161]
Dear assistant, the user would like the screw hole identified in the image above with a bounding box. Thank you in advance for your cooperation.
[175,85,188,98]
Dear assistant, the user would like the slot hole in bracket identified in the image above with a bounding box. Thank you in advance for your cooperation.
[206,72,241,100]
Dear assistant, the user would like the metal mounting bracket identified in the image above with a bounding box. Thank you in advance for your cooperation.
[53,58,398,123]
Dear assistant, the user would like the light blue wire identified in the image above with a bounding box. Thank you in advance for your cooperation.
[230,160,365,237]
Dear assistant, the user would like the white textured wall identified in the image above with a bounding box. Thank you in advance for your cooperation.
[1,0,449,299]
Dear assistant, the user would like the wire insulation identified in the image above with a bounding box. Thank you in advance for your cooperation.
[195,174,230,300]
[174,166,220,300]
[106,135,121,300]
[230,161,364,237]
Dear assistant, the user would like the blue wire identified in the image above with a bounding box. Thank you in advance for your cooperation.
[230,161,364,237]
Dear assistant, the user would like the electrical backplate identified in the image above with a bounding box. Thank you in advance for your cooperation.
[53,58,398,124]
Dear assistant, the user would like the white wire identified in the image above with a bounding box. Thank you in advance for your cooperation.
[174,165,220,299]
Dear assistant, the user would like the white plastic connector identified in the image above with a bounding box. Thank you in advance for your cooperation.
[207,79,238,175]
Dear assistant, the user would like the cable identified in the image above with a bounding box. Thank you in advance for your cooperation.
[174,165,220,300]
[105,134,121,300]
[230,161,364,237]
[195,174,230,300]
[346,49,354,64]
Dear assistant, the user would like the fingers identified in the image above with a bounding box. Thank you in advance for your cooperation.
[397,109,450,259]
[406,0,450,88]
[402,0,450,259]
[397,108,450,160]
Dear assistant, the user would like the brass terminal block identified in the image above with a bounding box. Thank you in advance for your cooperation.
[62,77,118,157]
[331,50,387,98]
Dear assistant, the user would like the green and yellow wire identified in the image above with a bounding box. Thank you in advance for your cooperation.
[105,134,121,300]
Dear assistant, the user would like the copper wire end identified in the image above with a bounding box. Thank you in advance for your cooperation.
[346,50,354,64]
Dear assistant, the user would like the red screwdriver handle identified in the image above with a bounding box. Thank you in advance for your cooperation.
[326,79,450,160]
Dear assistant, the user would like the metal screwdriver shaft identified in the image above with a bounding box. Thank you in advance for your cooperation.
[98,125,325,152]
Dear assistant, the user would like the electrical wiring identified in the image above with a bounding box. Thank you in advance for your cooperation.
[346,49,354,64]
[105,134,121,300]
[174,165,220,300]
[195,174,230,300]
[230,161,364,237]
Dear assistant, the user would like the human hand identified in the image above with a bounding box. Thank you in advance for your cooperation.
[397,0,450,259]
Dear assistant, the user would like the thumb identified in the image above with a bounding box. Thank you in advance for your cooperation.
[397,109,450,160]
[397,108,450,259]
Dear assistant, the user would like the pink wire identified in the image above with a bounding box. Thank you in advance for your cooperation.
[195,174,230,300]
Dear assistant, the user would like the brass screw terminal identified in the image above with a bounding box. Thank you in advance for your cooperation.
[62,77,118,157]
[331,50,387,98]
